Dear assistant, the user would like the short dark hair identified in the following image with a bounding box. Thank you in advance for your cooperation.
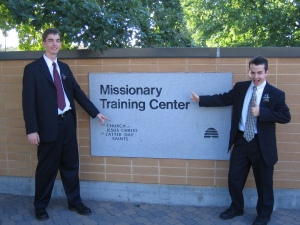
[249,55,268,72]
[42,28,61,42]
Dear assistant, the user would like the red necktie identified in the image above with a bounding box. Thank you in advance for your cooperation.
[52,62,66,110]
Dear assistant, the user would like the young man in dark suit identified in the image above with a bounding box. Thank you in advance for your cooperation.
[191,56,291,225]
[22,28,109,221]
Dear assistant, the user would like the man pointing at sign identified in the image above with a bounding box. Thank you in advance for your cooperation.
[22,28,109,221]
[191,56,290,225]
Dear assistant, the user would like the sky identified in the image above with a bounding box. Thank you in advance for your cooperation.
[0,29,19,48]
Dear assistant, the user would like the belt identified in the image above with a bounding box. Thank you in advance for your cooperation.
[58,110,71,118]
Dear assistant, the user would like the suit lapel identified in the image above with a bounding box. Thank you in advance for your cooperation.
[57,61,68,86]
[240,81,251,99]
[238,81,251,116]
[262,82,272,95]
[38,57,55,86]
[260,82,272,106]
[57,61,66,82]
[57,61,71,99]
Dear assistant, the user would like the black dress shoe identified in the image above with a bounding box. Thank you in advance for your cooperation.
[69,202,92,215]
[220,208,244,220]
[252,215,271,225]
[35,208,49,221]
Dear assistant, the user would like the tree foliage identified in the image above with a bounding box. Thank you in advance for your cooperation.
[0,3,15,40]
[181,0,300,47]
[1,0,300,50]
[1,0,192,50]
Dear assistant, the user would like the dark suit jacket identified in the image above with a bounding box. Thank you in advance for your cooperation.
[199,81,291,166]
[22,57,100,142]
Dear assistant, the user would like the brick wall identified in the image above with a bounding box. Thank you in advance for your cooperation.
[0,51,299,190]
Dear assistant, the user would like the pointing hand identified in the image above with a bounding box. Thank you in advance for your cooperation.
[191,91,200,102]
[97,113,110,124]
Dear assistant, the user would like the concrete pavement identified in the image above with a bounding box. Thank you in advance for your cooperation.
[0,193,300,225]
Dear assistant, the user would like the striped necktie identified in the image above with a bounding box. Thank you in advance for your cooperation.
[243,86,257,142]
[52,62,66,110]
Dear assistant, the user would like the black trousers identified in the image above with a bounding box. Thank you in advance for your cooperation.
[228,131,274,217]
[34,112,82,209]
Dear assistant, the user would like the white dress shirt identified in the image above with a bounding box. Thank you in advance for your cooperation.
[43,54,71,114]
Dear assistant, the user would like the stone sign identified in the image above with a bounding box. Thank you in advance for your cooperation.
[89,73,232,160]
